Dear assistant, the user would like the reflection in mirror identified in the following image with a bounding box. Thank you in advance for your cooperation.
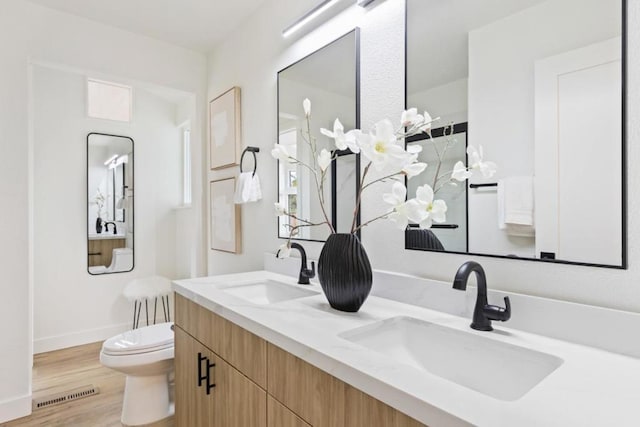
[277,29,360,242]
[407,124,468,253]
[87,133,134,274]
[406,0,625,267]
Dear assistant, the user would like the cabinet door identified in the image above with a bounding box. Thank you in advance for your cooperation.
[267,343,345,427]
[175,294,267,388]
[211,351,267,427]
[267,396,311,427]
[175,326,214,426]
[345,385,426,427]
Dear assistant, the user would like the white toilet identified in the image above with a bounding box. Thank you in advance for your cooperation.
[89,247,133,274]
[100,322,175,426]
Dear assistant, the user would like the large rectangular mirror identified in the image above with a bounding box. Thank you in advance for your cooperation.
[87,132,134,274]
[406,0,626,268]
[277,29,360,242]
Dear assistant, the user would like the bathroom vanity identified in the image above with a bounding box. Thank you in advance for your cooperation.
[87,235,126,267]
[174,293,422,427]
[173,271,640,427]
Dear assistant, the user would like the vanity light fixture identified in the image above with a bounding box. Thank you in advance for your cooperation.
[115,154,129,166]
[282,0,341,38]
[106,154,128,169]
[104,154,118,165]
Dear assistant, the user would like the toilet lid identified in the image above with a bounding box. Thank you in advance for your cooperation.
[103,322,174,355]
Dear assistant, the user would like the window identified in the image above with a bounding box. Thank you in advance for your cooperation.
[183,128,192,206]
[87,78,132,122]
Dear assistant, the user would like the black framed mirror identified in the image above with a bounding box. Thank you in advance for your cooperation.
[276,29,361,242]
[87,132,134,275]
[405,0,626,268]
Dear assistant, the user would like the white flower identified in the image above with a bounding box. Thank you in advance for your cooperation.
[303,98,311,117]
[277,243,291,259]
[318,149,332,172]
[467,145,497,178]
[419,111,435,133]
[383,181,406,206]
[401,108,424,127]
[451,161,473,181]
[402,162,427,178]
[274,202,286,216]
[320,119,361,153]
[358,119,411,172]
[271,144,291,162]
[401,108,436,133]
[383,182,412,229]
[407,184,447,228]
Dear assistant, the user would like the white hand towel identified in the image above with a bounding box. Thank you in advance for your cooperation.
[498,176,535,237]
[234,172,262,204]
[246,173,262,202]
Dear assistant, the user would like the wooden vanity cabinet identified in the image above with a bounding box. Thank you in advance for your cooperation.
[175,293,267,388]
[175,326,267,427]
[174,327,214,426]
[267,343,425,427]
[267,396,311,427]
[267,343,345,427]
[87,238,126,266]
[175,294,426,427]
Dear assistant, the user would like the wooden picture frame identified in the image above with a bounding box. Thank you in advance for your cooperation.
[209,87,241,169]
[210,178,241,253]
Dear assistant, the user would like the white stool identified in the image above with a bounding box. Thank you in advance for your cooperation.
[123,276,172,329]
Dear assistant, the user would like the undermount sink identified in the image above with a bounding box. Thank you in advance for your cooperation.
[339,316,563,401]
[221,280,319,305]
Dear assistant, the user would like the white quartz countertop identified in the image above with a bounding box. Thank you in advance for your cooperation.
[88,233,126,240]
[173,271,640,427]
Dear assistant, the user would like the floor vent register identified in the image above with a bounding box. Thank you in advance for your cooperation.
[32,385,100,410]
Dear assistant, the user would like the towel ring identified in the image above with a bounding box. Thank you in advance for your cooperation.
[240,146,260,177]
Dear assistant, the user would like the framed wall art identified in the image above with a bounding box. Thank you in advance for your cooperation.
[210,177,241,253]
[209,87,241,169]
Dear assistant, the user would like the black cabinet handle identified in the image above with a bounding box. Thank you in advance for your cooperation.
[197,352,216,394]
[197,352,207,387]
[206,359,216,395]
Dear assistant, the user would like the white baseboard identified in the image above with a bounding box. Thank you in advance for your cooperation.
[0,394,32,424]
[34,322,131,354]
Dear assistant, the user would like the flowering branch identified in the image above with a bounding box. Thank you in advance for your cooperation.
[271,99,497,257]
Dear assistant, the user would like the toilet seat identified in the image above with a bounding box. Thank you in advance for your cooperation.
[103,322,174,356]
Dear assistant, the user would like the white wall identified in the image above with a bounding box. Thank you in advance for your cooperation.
[0,0,207,422]
[32,65,186,354]
[206,0,640,312]
[407,77,468,126]
[206,0,368,274]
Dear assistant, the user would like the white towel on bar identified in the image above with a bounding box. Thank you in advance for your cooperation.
[234,172,262,204]
[498,176,535,237]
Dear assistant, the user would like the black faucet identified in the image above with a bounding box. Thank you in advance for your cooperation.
[277,242,315,285]
[452,261,511,331]
[104,221,117,234]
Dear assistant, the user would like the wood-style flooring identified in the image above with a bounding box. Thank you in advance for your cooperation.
[2,341,174,427]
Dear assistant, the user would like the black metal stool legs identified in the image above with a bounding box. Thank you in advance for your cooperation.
[132,295,171,329]
[134,300,143,329]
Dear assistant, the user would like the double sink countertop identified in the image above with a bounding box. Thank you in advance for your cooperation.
[173,271,640,427]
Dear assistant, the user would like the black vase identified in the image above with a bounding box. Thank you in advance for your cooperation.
[318,233,372,313]
[95,217,103,234]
